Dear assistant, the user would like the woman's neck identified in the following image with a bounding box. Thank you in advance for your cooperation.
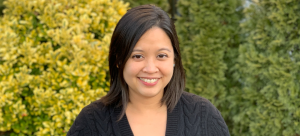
[127,92,166,114]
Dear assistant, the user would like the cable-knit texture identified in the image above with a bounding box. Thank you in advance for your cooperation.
[67,92,230,136]
[180,92,230,136]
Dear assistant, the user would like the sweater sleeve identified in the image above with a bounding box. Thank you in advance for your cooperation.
[67,106,92,136]
[206,101,230,136]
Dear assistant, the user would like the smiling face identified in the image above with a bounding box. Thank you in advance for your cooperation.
[123,27,175,100]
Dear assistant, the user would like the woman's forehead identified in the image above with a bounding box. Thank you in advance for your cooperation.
[132,27,173,50]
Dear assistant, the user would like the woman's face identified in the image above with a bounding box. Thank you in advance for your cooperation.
[123,27,175,100]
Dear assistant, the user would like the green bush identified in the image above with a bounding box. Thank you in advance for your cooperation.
[0,0,128,135]
[0,0,4,16]
[234,0,300,135]
[176,0,243,101]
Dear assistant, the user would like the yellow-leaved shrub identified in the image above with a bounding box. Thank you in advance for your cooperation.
[0,0,129,135]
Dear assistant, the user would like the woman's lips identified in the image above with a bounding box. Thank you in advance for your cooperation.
[138,77,159,86]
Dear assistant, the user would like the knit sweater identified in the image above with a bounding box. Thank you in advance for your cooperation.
[67,92,230,136]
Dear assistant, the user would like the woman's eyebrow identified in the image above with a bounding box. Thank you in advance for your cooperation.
[132,49,143,52]
[132,48,171,52]
[158,48,171,52]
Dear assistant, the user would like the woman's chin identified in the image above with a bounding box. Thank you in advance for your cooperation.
[139,90,162,98]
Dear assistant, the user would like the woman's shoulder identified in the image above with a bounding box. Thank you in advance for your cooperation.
[179,91,230,136]
[72,100,107,119]
[180,91,224,118]
[76,100,114,122]
[67,100,113,135]
[81,100,108,113]
[180,91,213,106]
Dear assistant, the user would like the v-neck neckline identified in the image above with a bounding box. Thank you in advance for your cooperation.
[114,101,180,136]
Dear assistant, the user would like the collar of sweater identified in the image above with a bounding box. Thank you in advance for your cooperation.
[113,99,181,136]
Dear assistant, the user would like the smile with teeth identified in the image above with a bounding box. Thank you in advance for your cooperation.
[139,77,159,83]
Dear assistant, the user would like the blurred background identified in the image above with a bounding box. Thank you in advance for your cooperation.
[0,0,299,135]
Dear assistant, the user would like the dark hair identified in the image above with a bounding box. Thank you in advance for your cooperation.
[100,4,185,120]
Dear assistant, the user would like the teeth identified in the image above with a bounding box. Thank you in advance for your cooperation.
[139,78,158,83]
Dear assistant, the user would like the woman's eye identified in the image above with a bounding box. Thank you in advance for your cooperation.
[132,55,143,59]
[157,54,168,58]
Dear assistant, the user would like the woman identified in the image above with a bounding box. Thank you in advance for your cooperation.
[67,5,230,136]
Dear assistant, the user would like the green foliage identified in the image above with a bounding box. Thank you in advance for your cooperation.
[0,0,4,16]
[234,0,300,135]
[0,0,128,135]
[176,0,242,101]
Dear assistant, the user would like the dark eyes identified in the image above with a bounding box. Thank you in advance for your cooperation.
[132,55,143,59]
[131,54,168,59]
[157,54,168,58]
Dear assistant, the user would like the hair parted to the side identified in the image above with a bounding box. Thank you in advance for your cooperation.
[100,4,185,121]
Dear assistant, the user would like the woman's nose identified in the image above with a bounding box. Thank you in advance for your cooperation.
[142,59,158,73]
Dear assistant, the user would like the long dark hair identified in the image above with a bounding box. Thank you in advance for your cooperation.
[100,4,185,120]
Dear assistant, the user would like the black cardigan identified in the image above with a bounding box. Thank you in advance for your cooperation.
[67,92,230,136]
